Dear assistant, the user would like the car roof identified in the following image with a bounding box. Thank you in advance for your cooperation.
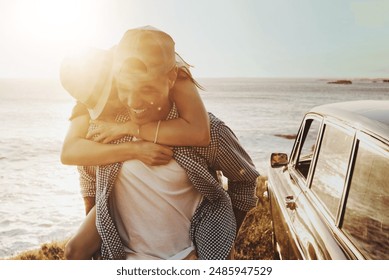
[309,100,389,141]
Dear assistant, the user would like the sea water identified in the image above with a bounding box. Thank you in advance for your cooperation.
[0,77,388,258]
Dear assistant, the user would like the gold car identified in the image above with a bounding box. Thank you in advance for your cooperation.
[267,100,389,259]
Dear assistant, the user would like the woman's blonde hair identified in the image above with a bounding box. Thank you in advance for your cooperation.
[175,53,204,90]
[177,67,204,90]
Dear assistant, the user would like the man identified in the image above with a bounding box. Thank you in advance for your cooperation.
[95,26,259,260]
[62,26,259,260]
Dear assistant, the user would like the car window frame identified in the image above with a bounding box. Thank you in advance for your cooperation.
[306,117,356,224]
[289,113,324,191]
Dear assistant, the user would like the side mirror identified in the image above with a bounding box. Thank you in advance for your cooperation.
[270,153,288,168]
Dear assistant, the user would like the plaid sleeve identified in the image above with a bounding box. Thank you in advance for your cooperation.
[75,118,101,198]
[215,122,259,211]
[77,165,97,198]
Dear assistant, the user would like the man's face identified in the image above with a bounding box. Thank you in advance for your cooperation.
[117,75,172,125]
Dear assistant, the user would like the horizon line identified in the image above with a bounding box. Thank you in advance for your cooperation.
[0,76,388,81]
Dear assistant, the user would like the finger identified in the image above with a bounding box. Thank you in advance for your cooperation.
[150,158,171,166]
[156,153,173,162]
[86,127,102,139]
[160,147,174,156]
[159,157,172,164]
[86,131,94,139]
[102,137,113,144]
[159,145,173,150]
[93,134,106,143]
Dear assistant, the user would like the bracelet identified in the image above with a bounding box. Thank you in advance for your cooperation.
[154,120,161,144]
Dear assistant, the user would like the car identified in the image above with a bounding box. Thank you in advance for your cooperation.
[266,100,389,260]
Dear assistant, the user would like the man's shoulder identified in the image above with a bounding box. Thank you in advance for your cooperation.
[207,112,235,138]
[208,112,225,129]
[206,112,236,147]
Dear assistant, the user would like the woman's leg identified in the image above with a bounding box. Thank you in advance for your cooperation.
[83,196,95,215]
[65,206,102,260]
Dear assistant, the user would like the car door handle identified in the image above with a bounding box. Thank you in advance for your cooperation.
[285,195,296,210]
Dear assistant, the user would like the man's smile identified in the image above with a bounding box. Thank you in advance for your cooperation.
[131,108,147,114]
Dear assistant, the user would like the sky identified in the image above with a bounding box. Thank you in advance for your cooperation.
[0,0,389,78]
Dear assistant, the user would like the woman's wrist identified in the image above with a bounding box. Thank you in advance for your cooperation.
[125,122,140,137]
[121,142,138,160]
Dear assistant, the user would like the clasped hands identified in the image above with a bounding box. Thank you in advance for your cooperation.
[87,120,173,166]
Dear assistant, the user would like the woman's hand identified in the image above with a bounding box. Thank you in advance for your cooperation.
[130,141,173,166]
[86,120,138,143]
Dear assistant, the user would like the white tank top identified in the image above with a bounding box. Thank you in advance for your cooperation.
[111,159,202,260]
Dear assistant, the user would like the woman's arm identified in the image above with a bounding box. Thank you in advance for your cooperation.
[140,78,210,146]
[61,114,173,166]
[88,78,211,147]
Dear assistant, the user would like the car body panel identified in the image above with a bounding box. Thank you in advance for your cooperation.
[267,100,389,260]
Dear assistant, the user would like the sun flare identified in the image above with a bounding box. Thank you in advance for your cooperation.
[10,0,100,50]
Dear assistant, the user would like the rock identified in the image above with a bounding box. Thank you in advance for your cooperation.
[274,134,297,140]
[327,80,352,84]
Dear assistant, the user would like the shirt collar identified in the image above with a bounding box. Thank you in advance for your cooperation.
[166,103,178,120]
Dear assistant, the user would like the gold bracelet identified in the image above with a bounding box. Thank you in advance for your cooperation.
[154,120,161,144]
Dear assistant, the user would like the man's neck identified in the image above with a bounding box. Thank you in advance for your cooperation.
[157,99,173,121]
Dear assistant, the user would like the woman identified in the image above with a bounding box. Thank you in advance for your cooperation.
[60,34,210,259]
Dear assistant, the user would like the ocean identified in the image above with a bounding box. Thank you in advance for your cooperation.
[0,77,388,258]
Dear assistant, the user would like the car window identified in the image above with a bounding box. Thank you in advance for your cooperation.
[341,141,389,259]
[310,124,354,219]
[295,118,321,179]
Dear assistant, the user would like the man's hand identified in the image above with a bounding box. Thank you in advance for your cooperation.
[131,141,173,166]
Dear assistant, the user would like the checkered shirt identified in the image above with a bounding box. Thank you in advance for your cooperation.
[79,105,259,260]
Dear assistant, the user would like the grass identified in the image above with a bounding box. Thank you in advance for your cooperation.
[234,176,274,260]
[8,240,67,260]
[7,176,273,260]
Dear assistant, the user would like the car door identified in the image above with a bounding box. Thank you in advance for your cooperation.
[275,114,323,259]
[296,121,355,259]
[338,133,389,259]
[271,114,322,259]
